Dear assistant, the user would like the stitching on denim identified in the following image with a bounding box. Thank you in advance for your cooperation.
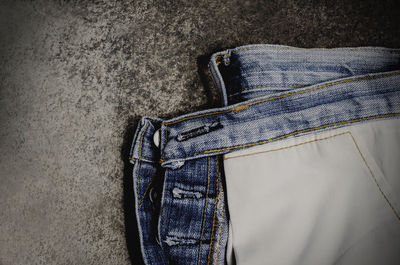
[349,133,400,221]
[228,88,292,98]
[207,158,220,265]
[225,70,343,83]
[162,114,400,161]
[165,109,231,126]
[215,46,400,65]
[177,122,223,142]
[212,214,225,263]
[163,72,400,126]
[137,122,149,207]
[227,84,306,98]
[138,180,153,209]
[129,156,156,162]
[197,157,211,265]
[162,125,168,158]
[228,73,400,113]
[203,113,400,154]
[215,54,232,64]
[213,228,225,263]
[233,45,400,53]
[242,84,306,89]
[224,131,350,160]
[215,55,223,64]
[229,83,316,98]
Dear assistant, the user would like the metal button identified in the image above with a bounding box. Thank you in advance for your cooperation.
[149,186,157,204]
[153,129,160,148]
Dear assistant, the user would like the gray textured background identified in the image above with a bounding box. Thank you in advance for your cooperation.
[1,0,399,264]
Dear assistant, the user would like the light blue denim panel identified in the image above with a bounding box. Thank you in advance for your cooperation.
[158,157,222,265]
[130,117,163,164]
[209,44,400,106]
[208,174,229,264]
[130,118,169,265]
[160,70,400,166]
[130,118,227,265]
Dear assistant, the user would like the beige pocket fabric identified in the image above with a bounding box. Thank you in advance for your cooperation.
[224,118,400,265]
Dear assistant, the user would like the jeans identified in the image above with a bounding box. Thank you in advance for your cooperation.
[129,44,400,264]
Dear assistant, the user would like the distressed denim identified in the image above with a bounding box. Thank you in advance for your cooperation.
[129,44,400,265]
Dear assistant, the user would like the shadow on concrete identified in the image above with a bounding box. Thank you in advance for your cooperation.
[121,116,145,265]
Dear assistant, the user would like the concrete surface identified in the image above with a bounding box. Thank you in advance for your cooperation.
[0,0,399,264]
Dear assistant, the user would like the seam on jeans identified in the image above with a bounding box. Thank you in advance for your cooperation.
[202,113,400,154]
[215,47,400,65]
[215,54,231,64]
[349,133,400,221]
[129,156,156,162]
[228,84,306,98]
[224,131,351,160]
[197,157,211,265]
[137,122,149,207]
[233,45,400,53]
[138,180,153,209]
[162,125,168,158]
[163,72,400,126]
[208,158,220,265]
[241,84,306,89]
[228,85,306,98]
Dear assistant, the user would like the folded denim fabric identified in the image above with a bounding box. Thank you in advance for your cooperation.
[129,44,400,265]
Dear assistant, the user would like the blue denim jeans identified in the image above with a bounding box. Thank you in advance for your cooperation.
[129,44,400,264]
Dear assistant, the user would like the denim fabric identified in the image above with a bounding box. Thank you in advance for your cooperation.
[129,44,400,265]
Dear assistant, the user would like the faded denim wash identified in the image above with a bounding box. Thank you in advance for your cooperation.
[129,44,400,264]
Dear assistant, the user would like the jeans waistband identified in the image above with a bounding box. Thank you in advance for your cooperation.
[210,44,400,106]
[130,45,400,168]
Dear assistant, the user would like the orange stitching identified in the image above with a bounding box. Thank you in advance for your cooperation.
[163,72,400,126]
[203,113,400,154]
[224,131,350,160]
[215,55,223,65]
[349,133,400,221]
[232,105,248,113]
[241,84,306,90]
[215,53,231,65]
[138,180,153,209]
[227,72,400,113]
[197,157,211,265]
[207,158,220,265]
[136,123,149,205]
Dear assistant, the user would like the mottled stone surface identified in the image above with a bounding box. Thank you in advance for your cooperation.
[0,0,399,264]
